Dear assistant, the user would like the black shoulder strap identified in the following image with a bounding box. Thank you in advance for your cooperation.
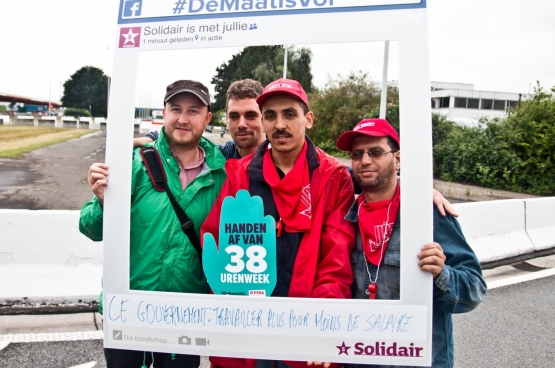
[140,146,166,192]
[140,147,202,264]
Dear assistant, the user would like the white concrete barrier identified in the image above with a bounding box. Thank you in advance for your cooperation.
[13,115,35,126]
[1,198,553,302]
[524,197,555,251]
[0,210,103,302]
[37,116,57,127]
[79,117,93,129]
[91,117,105,129]
[0,115,10,125]
[454,199,534,264]
[61,116,77,129]
[150,120,163,133]
[139,120,152,134]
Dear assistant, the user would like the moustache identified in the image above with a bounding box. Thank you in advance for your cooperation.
[272,130,293,139]
[357,166,375,173]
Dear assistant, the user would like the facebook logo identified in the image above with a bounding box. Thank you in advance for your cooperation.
[123,0,142,17]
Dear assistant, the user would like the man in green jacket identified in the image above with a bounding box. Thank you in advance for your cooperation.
[79,80,227,368]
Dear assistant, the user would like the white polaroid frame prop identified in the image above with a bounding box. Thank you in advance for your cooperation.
[104,0,433,365]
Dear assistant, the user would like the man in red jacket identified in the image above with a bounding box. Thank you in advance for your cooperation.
[201,79,356,368]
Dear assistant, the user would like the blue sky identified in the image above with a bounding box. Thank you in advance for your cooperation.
[1,0,553,107]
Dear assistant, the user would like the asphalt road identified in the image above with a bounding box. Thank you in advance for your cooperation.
[1,129,554,367]
[0,131,108,210]
[0,130,231,211]
[0,340,106,368]
[2,275,554,367]
[453,275,555,367]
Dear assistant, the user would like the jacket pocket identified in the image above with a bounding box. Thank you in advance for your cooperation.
[384,244,401,297]
[350,250,367,299]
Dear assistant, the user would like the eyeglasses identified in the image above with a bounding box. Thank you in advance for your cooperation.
[349,149,398,161]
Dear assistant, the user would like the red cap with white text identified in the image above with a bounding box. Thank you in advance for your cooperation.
[256,78,309,109]
[336,118,400,151]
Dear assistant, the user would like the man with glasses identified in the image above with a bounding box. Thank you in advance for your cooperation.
[335,118,486,368]
[135,81,457,218]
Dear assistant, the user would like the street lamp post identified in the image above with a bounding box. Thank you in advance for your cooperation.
[283,45,288,79]
[379,41,390,119]
[106,47,112,118]
[48,64,51,114]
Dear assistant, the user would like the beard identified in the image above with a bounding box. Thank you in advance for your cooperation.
[356,159,397,193]
[233,128,259,150]
[165,125,203,151]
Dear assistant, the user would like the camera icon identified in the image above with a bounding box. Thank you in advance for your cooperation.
[177,336,191,345]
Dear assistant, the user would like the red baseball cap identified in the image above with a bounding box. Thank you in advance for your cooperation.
[336,118,400,151]
[256,78,309,109]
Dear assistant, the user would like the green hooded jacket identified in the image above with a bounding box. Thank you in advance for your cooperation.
[79,128,227,313]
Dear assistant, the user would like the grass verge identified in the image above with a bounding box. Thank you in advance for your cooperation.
[0,126,98,158]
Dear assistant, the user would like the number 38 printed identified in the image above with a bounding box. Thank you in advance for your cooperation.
[224,245,268,273]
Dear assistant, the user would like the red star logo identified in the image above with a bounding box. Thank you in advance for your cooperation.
[336,341,351,355]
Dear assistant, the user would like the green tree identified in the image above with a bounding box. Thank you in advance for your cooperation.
[431,83,555,195]
[432,118,520,190]
[63,107,92,118]
[367,100,400,133]
[211,109,226,127]
[502,83,555,194]
[211,46,313,111]
[307,72,398,155]
[61,66,108,117]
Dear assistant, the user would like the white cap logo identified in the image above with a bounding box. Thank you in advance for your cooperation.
[354,122,375,131]
[268,83,293,90]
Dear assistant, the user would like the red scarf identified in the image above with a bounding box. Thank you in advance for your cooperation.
[357,185,400,265]
[262,142,311,232]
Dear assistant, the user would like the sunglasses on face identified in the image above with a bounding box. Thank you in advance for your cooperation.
[349,149,398,161]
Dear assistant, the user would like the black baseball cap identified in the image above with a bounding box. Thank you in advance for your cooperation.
[164,80,210,109]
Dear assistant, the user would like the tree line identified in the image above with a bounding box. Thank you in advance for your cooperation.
[306,74,555,196]
[61,47,554,195]
[211,45,314,111]
[61,66,109,118]
[433,84,555,196]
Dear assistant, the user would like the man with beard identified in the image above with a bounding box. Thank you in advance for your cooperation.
[134,79,265,160]
[201,78,356,368]
[336,118,486,368]
[135,80,456,218]
[80,80,227,368]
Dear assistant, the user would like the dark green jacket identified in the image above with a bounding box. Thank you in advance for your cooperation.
[79,129,227,312]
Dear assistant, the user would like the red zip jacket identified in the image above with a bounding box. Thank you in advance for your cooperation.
[200,139,355,368]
